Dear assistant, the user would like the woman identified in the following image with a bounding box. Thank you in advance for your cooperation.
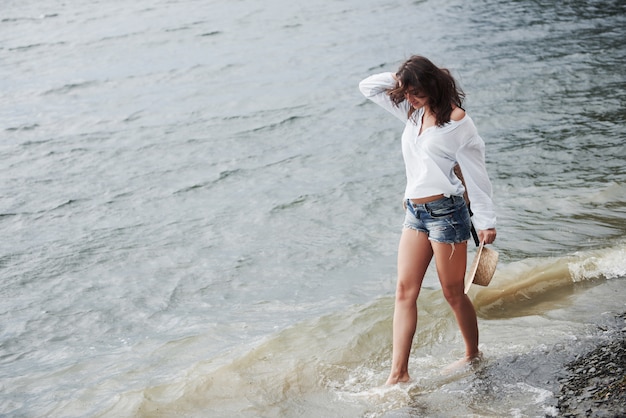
[359,56,497,385]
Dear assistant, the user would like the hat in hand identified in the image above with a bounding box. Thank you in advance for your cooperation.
[464,241,499,294]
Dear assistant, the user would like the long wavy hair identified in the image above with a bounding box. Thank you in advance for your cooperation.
[387,56,465,126]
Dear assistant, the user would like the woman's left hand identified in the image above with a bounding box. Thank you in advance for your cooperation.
[478,228,497,245]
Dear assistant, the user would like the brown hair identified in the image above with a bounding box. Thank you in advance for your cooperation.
[387,55,465,126]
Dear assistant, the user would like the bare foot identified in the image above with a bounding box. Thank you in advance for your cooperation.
[385,372,411,385]
[441,352,483,375]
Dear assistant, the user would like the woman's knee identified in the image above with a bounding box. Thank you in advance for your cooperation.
[442,287,466,307]
[395,280,420,303]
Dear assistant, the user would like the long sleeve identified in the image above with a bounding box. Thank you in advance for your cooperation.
[360,71,497,230]
[359,72,409,122]
[456,135,496,230]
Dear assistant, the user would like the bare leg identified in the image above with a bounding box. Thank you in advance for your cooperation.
[432,241,480,361]
[386,229,433,385]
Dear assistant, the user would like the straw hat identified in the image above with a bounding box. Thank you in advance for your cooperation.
[464,242,499,294]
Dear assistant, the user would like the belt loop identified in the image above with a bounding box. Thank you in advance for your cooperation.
[406,198,417,218]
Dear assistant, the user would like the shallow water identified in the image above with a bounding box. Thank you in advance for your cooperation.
[1,0,625,416]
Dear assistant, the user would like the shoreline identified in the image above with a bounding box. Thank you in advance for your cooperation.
[556,312,626,417]
[446,311,626,417]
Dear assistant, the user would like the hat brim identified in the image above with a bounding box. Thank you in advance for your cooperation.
[464,242,499,294]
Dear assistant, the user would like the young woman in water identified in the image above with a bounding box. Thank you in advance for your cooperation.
[359,56,497,385]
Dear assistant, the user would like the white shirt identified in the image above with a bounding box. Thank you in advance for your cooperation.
[359,72,496,230]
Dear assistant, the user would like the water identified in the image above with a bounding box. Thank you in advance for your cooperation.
[1,0,625,416]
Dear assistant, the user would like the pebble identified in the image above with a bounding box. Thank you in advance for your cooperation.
[556,313,626,417]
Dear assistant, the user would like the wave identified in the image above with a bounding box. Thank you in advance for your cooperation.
[173,169,243,194]
[2,13,59,23]
[96,299,397,417]
[6,123,40,132]
[199,31,222,37]
[43,80,101,95]
[96,296,486,417]
[92,244,626,417]
[471,243,626,318]
[243,115,307,134]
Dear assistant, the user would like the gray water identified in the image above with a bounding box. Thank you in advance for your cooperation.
[2,0,625,416]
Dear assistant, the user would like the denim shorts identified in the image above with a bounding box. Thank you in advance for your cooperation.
[403,195,471,243]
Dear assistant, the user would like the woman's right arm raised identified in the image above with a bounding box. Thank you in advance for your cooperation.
[359,72,409,122]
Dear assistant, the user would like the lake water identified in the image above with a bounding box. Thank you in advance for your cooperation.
[2,0,625,416]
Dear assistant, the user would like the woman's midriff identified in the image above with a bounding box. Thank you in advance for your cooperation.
[409,194,445,205]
